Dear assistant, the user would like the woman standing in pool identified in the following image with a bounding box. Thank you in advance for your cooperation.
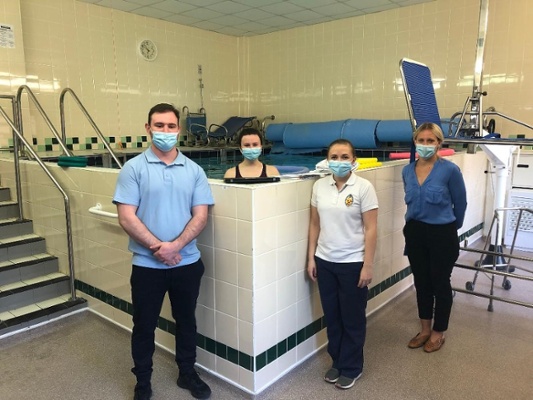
[224,128,279,178]
[307,138,378,390]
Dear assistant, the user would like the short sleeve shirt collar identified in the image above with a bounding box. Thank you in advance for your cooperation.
[326,172,357,188]
[144,146,185,166]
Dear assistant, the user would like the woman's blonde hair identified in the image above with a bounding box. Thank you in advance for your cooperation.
[413,122,444,143]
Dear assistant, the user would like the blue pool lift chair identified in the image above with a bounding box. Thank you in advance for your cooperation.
[183,106,208,146]
[207,116,257,146]
[399,58,447,162]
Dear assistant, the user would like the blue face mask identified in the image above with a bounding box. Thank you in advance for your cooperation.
[415,144,437,159]
[328,160,353,177]
[241,147,262,161]
[152,131,178,152]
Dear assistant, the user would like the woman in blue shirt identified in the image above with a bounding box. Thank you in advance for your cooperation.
[402,122,467,353]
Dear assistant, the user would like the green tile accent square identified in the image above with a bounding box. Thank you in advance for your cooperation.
[239,352,252,371]
[205,337,216,354]
[287,334,296,351]
[215,342,227,358]
[312,318,321,334]
[276,340,287,357]
[196,333,206,349]
[266,345,277,363]
[296,328,305,344]
[227,347,238,364]
[256,352,267,371]
[37,144,46,151]
[167,321,176,335]
[304,324,314,340]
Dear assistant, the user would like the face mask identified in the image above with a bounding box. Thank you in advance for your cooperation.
[242,147,262,161]
[152,131,178,152]
[328,160,354,177]
[415,144,437,159]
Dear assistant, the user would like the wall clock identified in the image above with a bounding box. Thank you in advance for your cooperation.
[138,39,158,61]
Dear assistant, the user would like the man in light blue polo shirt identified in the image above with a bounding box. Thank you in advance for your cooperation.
[113,103,214,400]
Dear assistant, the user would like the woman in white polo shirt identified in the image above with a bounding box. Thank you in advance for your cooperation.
[307,138,378,391]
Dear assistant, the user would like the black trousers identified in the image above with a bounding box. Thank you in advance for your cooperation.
[403,220,459,332]
[130,260,204,386]
[315,256,367,379]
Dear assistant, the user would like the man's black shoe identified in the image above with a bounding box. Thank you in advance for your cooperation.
[133,384,152,400]
[177,370,211,399]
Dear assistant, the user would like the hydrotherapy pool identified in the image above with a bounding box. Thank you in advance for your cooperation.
[193,150,394,179]
[198,153,326,179]
[43,147,392,179]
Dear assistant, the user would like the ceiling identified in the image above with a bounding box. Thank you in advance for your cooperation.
[78,0,431,37]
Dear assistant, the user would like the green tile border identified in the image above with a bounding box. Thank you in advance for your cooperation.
[75,222,483,372]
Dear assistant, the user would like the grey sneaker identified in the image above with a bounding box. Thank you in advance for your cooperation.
[335,373,362,389]
[324,368,340,383]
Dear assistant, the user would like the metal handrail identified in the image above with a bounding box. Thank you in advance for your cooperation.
[0,105,77,301]
[60,88,122,168]
[0,95,23,219]
[15,85,72,157]
[260,115,275,136]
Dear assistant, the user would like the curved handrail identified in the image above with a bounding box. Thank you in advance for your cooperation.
[0,105,77,301]
[60,88,123,168]
[260,115,275,135]
[15,85,72,157]
[88,203,118,218]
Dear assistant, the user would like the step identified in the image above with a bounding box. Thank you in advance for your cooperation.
[0,295,87,337]
[0,253,58,286]
[0,273,70,313]
[0,234,47,262]
[0,218,34,240]
[0,187,11,202]
[0,200,19,220]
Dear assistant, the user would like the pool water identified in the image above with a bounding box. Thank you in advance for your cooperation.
[194,154,327,179]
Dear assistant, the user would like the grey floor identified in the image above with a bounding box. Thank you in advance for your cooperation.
[1,246,532,400]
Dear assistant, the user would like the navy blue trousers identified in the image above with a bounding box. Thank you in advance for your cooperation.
[130,260,204,386]
[315,256,367,379]
[403,220,459,332]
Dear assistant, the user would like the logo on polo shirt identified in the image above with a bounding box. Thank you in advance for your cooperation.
[345,194,353,207]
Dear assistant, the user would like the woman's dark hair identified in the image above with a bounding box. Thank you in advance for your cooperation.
[327,138,355,157]
[148,103,180,125]
[238,127,263,146]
